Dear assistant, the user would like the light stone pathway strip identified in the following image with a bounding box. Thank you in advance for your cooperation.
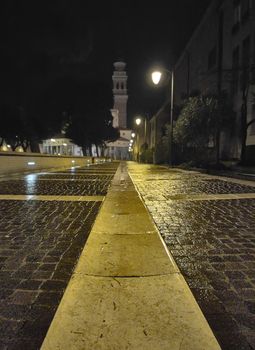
[41,162,220,350]
[128,162,255,350]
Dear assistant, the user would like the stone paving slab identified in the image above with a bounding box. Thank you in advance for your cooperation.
[128,162,255,350]
[41,162,220,350]
[78,232,178,276]
[42,275,220,350]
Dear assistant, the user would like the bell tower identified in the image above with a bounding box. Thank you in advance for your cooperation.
[112,61,128,128]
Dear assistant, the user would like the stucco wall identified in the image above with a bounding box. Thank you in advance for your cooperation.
[0,152,94,175]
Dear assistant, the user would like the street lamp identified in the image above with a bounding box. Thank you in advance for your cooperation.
[135,117,142,162]
[135,118,141,126]
[151,68,174,166]
[135,116,148,163]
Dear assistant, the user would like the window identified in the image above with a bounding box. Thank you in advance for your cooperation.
[242,36,250,67]
[234,1,241,24]
[241,36,250,89]
[208,46,217,70]
[241,0,250,23]
[232,0,241,34]
[250,104,255,135]
[232,46,239,93]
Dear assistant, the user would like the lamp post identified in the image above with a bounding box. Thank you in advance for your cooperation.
[151,69,174,167]
[135,118,141,162]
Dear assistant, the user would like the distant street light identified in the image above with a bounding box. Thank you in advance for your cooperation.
[135,117,143,162]
[151,68,174,166]
[134,116,148,163]
[135,118,141,126]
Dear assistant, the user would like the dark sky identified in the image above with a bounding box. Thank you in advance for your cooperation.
[1,0,212,127]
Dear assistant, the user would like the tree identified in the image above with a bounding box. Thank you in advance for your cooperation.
[0,104,25,151]
[173,95,233,164]
[239,65,255,164]
[62,78,116,155]
[174,96,216,146]
[66,110,119,156]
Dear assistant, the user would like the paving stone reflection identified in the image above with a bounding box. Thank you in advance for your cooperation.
[137,178,255,196]
[129,163,255,350]
[0,200,100,348]
[0,179,111,196]
[0,161,119,349]
[38,174,113,180]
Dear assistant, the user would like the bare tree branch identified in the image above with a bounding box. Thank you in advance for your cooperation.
[247,118,255,128]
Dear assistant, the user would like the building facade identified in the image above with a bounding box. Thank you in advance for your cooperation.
[149,102,170,163]
[41,134,83,156]
[112,61,128,128]
[105,61,132,160]
[174,0,255,161]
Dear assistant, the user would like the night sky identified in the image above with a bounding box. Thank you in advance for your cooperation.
[2,0,212,128]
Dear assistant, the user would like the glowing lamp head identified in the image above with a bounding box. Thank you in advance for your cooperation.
[152,71,162,85]
[131,132,135,138]
[135,118,142,126]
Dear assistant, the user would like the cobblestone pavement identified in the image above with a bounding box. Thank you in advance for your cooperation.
[128,163,255,350]
[0,162,119,349]
[37,174,113,180]
[0,179,111,196]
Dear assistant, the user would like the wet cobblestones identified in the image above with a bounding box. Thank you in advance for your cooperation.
[129,164,255,350]
[137,178,255,197]
[38,174,113,181]
[0,200,100,349]
[0,161,119,349]
[0,179,111,196]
